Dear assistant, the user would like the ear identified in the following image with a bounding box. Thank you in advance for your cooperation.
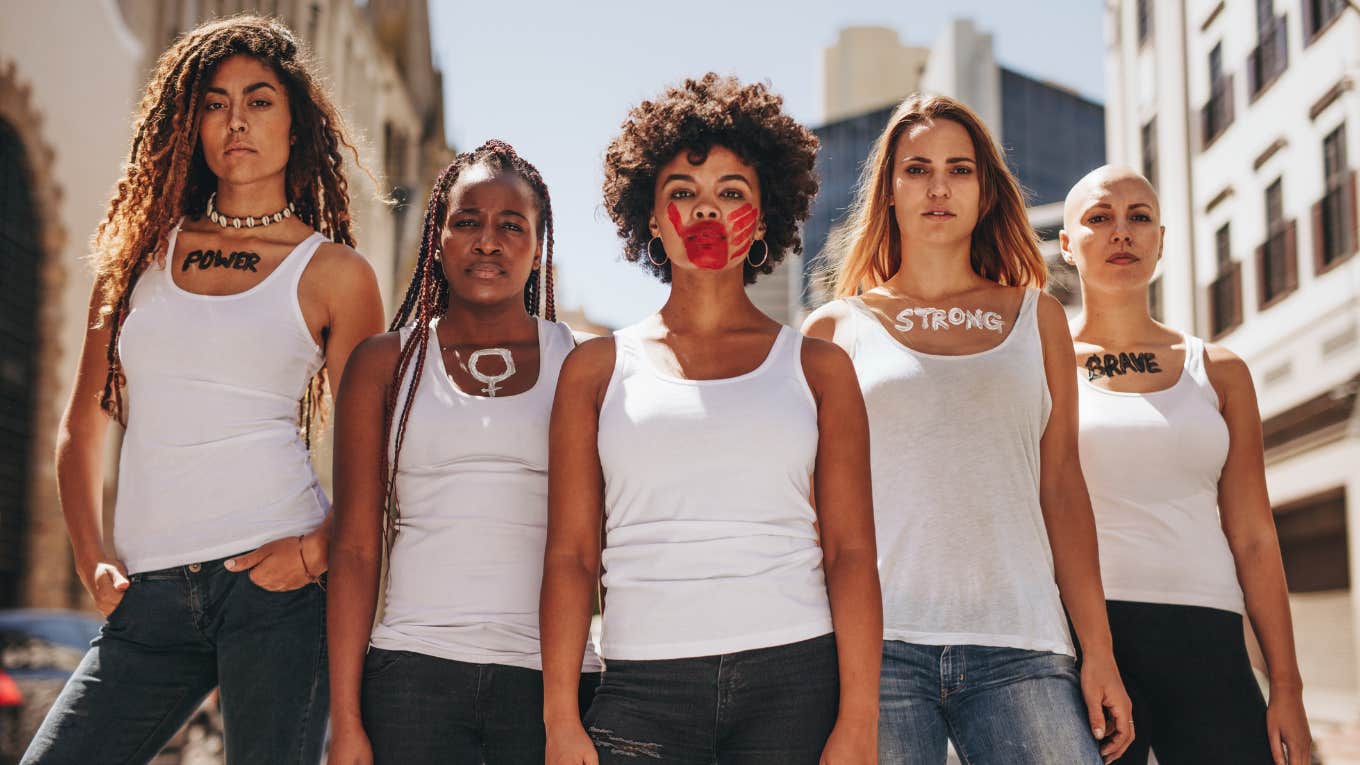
[1157,226,1166,261]
[648,215,660,237]
[1058,229,1076,266]
[757,217,768,238]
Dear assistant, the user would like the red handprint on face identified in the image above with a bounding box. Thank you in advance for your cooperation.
[666,202,759,270]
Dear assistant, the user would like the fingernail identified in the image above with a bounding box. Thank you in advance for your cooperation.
[1094,728,1104,739]
[224,559,235,570]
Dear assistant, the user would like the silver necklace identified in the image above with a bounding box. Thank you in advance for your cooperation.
[206,192,294,229]
[443,343,516,397]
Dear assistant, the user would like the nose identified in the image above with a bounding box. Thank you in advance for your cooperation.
[1111,218,1133,243]
[927,173,950,199]
[228,105,247,135]
[474,228,502,256]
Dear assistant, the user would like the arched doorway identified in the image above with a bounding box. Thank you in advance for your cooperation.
[0,118,41,607]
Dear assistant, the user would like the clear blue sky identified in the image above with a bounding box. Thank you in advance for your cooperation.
[428,0,1106,328]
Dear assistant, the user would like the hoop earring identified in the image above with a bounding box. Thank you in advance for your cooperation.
[746,239,769,268]
[647,236,668,267]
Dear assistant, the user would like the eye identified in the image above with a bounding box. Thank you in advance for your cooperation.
[452,219,478,228]
[951,166,973,175]
[1086,214,1107,224]
[669,188,695,199]
[250,98,272,108]
[502,221,525,232]
[905,165,927,175]
[720,188,745,200]
[205,102,226,111]
[1131,213,1152,222]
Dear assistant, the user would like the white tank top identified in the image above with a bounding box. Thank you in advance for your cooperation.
[114,223,328,574]
[841,289,1073,655]
[595,325,833,660]
[370,318,602,671]
[1077,335,1243,613]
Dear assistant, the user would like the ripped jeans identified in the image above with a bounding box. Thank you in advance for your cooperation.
[584,633,839,764]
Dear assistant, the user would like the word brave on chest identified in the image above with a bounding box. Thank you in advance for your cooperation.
[1086,352,1162,380]
[183,249,262,272]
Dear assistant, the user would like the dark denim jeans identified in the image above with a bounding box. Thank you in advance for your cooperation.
[584,633,839,765]
[879,641,1102,765]
[360,647,598,765]
[21,555,328,765]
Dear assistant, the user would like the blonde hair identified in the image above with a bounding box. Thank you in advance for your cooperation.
[830,93,1046,297]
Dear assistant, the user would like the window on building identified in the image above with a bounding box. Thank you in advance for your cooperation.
[1275,488,1349,593]
[1141,118,1158,190]
[1136,0,1153,45]
[1210,223,1242,337]
[1258,177,1297,307]
[1202,43,1234,147]
[1248,3,1289,100]
[1315,123,1356,272]
[1304,0,1348,43]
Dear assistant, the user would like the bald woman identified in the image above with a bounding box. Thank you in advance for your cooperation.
[1059,166,1310,765]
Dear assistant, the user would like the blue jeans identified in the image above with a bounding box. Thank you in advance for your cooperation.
[21,555,328,765]
[360,647,599,765]
[879,641,1102,765]
[585,633,839,764]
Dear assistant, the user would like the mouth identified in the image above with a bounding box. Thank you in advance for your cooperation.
[466,263,507,279]
[224,145,256,157]
[685,220,728,244]
[922,210,956,220]
[1106,252,1140,265]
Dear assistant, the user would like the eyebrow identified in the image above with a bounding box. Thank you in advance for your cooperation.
[452,207,530,221]
[660,173,753,187]
[901,156,976,164]
[206,82,279,95]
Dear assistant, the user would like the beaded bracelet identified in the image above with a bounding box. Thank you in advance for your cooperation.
[297,534,324,589]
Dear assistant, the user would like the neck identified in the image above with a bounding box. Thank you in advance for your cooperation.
[657,267,766,334]
[1071,282,1160,345]
[439,298,537,346]
[213,174,289,217]
[882,235,984,299]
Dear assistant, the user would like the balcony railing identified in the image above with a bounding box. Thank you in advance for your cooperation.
[1248,15,1289,100]
[1201,74,1235,149]
[1256,220,1298,309]
[1209,261,1242,339]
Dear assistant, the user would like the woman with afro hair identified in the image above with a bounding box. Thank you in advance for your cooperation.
[541,73,882,765]
[26,16,384,765]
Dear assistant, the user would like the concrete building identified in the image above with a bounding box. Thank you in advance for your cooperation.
[0,0,452,609]
[1105,0,1360,748]
[801,19,1104,315]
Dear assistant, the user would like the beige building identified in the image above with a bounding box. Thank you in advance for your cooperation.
[0,0,452,609]
[822,26,930,123]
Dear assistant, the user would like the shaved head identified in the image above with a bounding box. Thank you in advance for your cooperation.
[1063,165,1159,228]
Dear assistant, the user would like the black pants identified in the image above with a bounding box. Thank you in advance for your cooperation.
[361,648,599,765]
[585,633,840,764]
[1107,601,1272,765]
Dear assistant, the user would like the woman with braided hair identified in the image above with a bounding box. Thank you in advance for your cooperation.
[326,139,601,765]
[26,16,385,765]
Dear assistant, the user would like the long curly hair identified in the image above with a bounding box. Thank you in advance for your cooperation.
[831,93,1046,297]
[380,139,556,549]
[603,73,820,284]
[92,15,362,446]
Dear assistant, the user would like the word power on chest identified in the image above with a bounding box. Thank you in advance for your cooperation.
[183,249,262,272]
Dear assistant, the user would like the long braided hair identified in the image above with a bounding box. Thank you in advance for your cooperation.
[92,15,362,446]
[380,139,557,548]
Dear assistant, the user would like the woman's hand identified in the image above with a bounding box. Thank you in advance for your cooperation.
[224,530,326,591]
[820,716,877,765]
[326,720,374,765]
[1080,652,1134,763]
[89,560,131,617]
[1267,686,1311,765]
[546,719,598,765]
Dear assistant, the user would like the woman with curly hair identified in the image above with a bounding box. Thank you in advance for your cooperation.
[803,94,1133,764]
[541,73,882,765]
[25,16,384,765]
[326,139,601,765]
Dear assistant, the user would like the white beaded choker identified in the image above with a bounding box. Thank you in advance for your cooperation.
[205,192,294,229]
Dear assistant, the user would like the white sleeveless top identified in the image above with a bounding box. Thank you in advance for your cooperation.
[371,318,602,671]
[841,289,1073,656]
[114,223,328,575]
[595,325,833,660]
[1077,335,1243,614]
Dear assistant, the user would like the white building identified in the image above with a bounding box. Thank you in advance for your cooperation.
[0,0,452,610]
[1106,0,1360,740]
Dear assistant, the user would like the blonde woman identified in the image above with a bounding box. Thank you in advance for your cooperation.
[804,94,1132,765]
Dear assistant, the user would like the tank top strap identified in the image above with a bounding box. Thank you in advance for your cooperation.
[1181,334,1220,408]
[151,219,186,283]
[271,232,327,296]
[1017,286,1042,327]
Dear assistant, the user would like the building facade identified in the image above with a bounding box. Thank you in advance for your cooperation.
[1106,0,1360,743]
[801,19,1104,314]
[0,0,452,609]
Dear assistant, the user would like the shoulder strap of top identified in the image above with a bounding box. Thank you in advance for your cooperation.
[277,232,328,294]
[1182,334,1220,407]
[1018,287,1041,324]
